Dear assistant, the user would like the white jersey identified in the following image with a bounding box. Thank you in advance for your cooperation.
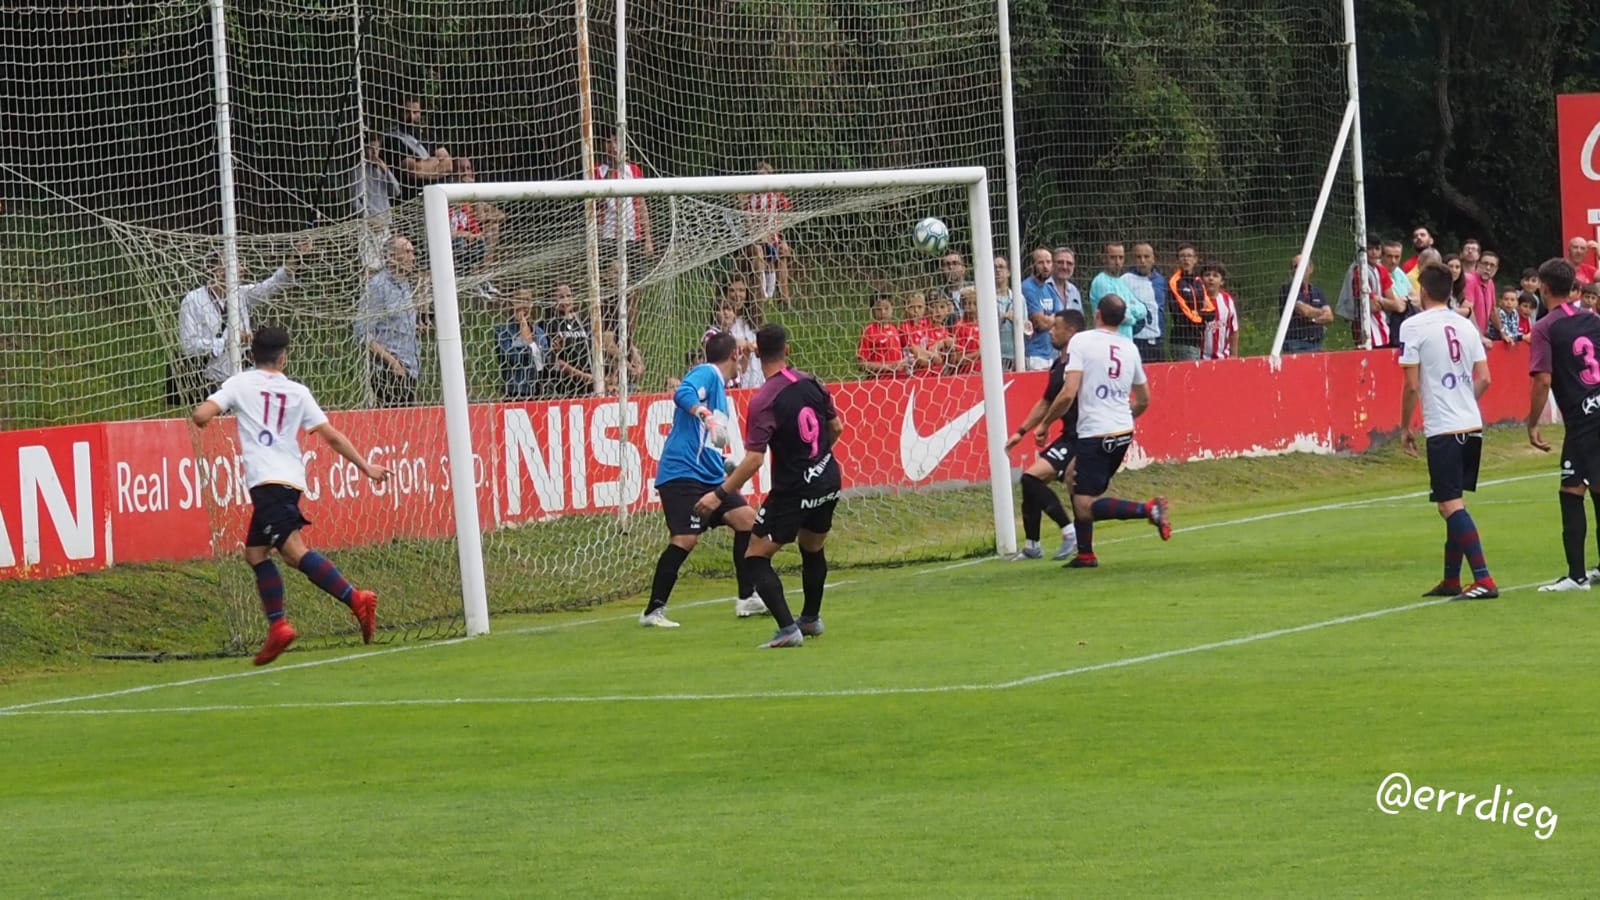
[1065,328,1147,437]
[1397,306,1486,437]
[206,368,329,491]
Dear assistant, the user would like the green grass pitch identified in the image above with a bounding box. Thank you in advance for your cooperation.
[2,428,1596,898]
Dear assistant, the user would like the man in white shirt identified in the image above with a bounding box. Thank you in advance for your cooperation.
[1038,296,1171,568]
[190,326,391,666]
[1399,261,1497,601]
[173,245,302,404]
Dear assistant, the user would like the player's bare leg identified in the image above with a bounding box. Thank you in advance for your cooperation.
[743,534,803,648]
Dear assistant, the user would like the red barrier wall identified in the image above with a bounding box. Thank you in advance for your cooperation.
[0,344,1533,579]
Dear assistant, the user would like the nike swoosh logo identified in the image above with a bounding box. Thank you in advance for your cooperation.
[900,385,1007,481]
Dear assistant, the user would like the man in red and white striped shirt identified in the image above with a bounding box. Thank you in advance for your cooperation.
[594,129,654,263]
[742,160,795,306]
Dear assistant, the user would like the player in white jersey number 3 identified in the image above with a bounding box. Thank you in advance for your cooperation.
[191,326,392,665]
[1398,261,1498,601]
[1039,296,1171,568]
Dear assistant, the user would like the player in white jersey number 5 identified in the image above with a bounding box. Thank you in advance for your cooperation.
[1039,296,1171,568]
[1398,262,1498,601]
[191,326,392,665]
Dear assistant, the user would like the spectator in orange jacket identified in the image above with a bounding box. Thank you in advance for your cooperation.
[1166,243,1215,360]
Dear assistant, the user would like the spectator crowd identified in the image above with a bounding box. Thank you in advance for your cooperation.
[172,94,1600,405]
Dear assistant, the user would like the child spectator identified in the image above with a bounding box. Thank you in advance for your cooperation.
[725,276,765,388]
[926,293,958,372]
[858,291,908,377]
[1581,281,1600,312]
[1487,288,1520,342]
[900,290,950,373]
[1200,262,1239,360]
[950,286,982,373]
[1516,292,1538,335]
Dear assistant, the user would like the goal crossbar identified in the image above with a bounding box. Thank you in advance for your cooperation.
[422,167,1016,637]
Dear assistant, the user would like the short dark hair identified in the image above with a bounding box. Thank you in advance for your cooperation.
[1199,261,1228,279]
[1176,242,1198,254]
[1539,258,1577,297]
[703,331,737,365]
[1417,262,1453,305]
[1518,291,1541,308]
[251,326,290,366]
[1381,239,1404,252]
[755,323,789,363]
[1059,309,1088,332]
[1097,295,1127,327]
[1366,237,1383,250]
[1521,267,1540,280]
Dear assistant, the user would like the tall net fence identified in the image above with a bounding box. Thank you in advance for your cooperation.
[0,0,1353,652]
[1013,1,1353,351]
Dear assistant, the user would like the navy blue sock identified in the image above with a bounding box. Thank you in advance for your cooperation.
[254,560,285,623]
[298,552,354,606]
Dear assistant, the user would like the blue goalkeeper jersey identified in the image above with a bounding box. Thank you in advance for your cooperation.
[656,363,732,486]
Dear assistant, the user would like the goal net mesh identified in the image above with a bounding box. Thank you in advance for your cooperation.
[0,0,1350,653]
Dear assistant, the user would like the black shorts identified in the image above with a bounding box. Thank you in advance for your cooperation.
[1426,432,1483,502]
[658,479,748,536]
[1072,433,1133,498]
[753,487,841,545]
[1559,429,1600,489]
[246,484,311,550]
[1040,433,1075,479]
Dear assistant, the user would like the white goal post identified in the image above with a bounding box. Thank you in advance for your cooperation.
[422,167,1017,636]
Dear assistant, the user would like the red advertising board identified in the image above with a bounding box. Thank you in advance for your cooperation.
[0,344,1541,580]
[0,424,109,577]
[1557,93,1600,254]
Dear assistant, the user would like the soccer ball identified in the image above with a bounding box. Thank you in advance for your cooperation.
[913,217,950,256]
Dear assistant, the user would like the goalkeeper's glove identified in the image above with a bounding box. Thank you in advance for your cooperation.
[699,408,730,449]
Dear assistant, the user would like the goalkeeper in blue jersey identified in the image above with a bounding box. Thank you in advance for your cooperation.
[639,332,765,627]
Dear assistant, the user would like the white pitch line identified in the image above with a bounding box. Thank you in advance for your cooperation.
[0,471,1550,715]
[920,471,1549,574]
[0,581,1546,717]
[0,581,852,714]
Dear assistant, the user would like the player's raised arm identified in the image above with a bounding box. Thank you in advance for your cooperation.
[313,422,391,483]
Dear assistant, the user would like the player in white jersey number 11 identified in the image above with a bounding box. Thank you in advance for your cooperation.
[190,326,392,665]
[1398,261,1498,601]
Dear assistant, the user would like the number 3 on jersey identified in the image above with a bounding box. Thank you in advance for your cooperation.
[1575,336,1600,386]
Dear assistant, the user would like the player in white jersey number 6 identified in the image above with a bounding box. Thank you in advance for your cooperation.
[1398,262,1498,601]
[1038,296,1171,568]
[191,326,391,665]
